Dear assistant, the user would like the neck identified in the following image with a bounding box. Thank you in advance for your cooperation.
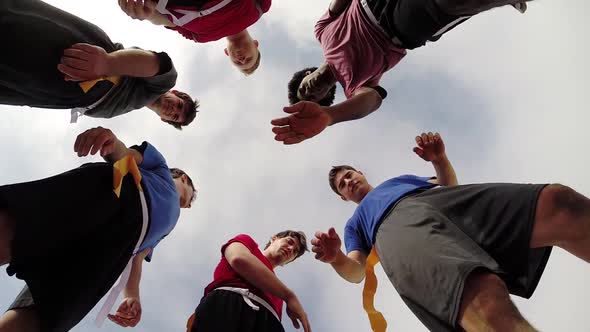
[353,185,374,204]
[226,29,250,43]
[262,249,281,268]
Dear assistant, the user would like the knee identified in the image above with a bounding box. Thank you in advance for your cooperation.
[460,273,511,324]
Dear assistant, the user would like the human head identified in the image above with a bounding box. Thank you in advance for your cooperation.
[288,67,336,106]
[152,90,199,130]
[328,165,372,203]
[225,34,261,75]
[170,168,197,208]
[264,230,308,266]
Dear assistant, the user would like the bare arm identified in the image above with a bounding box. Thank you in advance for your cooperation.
[225,243,312,332]
[329,0,352,15]
[413,132,458,186]
[74,127,143,165]
[105,49,161,78]
[326,87,383,125]
[330,250,367,284]
[123,249,151,299]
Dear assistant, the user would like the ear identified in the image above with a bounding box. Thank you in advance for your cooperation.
[340,195,348,201]
[171,89,177,94]
[181,174,188,183]
[160,117,167,122]
[253,39,259,48]
[224,48,229,56]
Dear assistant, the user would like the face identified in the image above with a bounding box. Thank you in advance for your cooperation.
[225,39,259,72]
[174,175,195,209]
[334,169,371,202]
[297,69,333,102]
[267,236,301,266]
[156,92,188,123]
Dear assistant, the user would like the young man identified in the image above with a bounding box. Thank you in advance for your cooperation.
[187,231,312,332]
[1,0,199,129]
[118,0,266,75]
[312,132,590,331]
[271,0,529,144]
[0,126,197,332]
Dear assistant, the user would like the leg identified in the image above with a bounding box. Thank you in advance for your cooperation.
[458,272,537,332]
[0,309,40,332]
[531,184,590,262]
[435,0,530,16]
[0,211,15,266]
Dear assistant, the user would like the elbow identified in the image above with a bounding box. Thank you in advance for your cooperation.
[227,255,249,272]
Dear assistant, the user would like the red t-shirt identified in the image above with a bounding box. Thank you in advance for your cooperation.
[203,234,283,320]
[314,0,406,99]
[165,0,272,43]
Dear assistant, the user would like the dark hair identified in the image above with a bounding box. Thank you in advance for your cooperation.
[264,230,308,261]
[288,67,336,106]
[169,168,197,202]
[328,165,358,196]
[164,91,200,130]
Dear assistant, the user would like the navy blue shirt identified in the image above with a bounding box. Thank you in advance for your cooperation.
[344,175,436,254]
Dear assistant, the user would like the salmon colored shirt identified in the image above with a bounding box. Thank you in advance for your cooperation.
[314,0,407,99]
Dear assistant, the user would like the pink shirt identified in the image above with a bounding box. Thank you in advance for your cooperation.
[314,0,407,99]
[166,0,271,43]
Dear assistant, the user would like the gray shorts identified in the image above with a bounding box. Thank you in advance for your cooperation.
[375,183,551,331]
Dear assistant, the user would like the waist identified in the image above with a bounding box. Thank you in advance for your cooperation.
[213,287,280,322]
[359,0,405,48]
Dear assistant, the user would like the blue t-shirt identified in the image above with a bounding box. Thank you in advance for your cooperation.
[132,142,180,261]
[344,175,436,255]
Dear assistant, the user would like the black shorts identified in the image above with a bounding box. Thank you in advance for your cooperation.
[365,0,529,49]
[3,162,143,332]
[375,183,551,331]
[190,290,284,332]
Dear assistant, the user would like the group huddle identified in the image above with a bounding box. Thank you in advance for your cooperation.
[1,0,588,332]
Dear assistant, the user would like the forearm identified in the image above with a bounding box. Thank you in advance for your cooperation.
[432,154,458,186]
[230,255,295,301]
[123,255,144,299]
[330,251,365,284]
[106,49,161,78]
[326,88,382,125]
[329,0,352,15]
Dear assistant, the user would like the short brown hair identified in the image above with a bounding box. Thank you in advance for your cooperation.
[264,230,308,261]
[240,49,261,76]
[328,165,358,196]
[164,90,199,130]
[169,168,197,202]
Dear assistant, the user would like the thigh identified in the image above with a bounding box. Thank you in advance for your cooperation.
[192,291,255,332]
[435,0,525,16]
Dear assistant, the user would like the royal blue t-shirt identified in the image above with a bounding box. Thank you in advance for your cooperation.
[344,175,436,255]
[132,142,180,261]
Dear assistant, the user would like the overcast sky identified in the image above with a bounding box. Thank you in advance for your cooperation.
[1,0,589,331]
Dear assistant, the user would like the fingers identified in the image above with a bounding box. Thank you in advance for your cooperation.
[60,56,87,71]
[57,63,88,81]
[283,135,306,145]
[288,312,301,330]
[69,43,98,53]
[73,127,112,157]
[283,103,303,114]
[327,227,337,238]
[413,146,424,158]
[270,117,290,126]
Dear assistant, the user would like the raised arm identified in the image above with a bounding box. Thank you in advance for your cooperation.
[271,87,382,145]
[74,127,143,165]
[58,43,164,81]
[413,132,458,186]
[224,243,312,332]
[107,248,151,328]
[329,0,352,15]
[311,228,367,283]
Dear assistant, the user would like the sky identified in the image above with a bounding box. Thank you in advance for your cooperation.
[1,0,590,331]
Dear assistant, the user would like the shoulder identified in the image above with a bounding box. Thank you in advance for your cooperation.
[222,234,258,252]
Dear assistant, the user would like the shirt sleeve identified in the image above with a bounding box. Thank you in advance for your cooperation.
[221,234,258,256]
[344,221,370,255]
[259,0,272,13]
[131,142,169,172]
[138,51,178,95]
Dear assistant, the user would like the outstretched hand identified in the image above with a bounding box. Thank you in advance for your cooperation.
[311,227,342,264]
[271,101,332,145]
[108,297,142,327]
[57,43,111,81]
[118,0,156,20]
[74,127,117,157]
[413,132,446,162]
[285,294,312,332]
